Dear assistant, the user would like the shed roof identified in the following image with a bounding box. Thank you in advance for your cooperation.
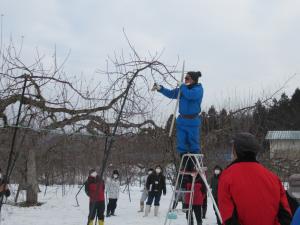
[265,131,300,140]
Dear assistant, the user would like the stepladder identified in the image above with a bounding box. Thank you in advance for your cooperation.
[164,153,222,225]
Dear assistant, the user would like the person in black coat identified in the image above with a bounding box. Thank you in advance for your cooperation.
[144,165,166,217]
[286,190,299,216]
[210,165,222,225]
[287,174,300,216]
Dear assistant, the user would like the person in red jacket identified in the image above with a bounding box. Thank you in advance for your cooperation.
[85,169,105,225]
[218,132,292,225]
[184,174,206,225]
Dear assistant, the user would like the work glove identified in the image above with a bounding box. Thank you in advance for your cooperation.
[151,83,161,91]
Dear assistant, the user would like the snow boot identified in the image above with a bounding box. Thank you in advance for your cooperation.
[143,205,151,217]
[88,220,94,225]
[154,206,159,216]
[138,202,144,212]
[98,220,104,225]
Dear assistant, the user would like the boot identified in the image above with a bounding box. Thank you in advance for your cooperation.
[98,220,104,225]
[138,202,144,212]
[88,220,94,225]
[111,209,116,216]
[154,206,159,216]
[143,205,151,217]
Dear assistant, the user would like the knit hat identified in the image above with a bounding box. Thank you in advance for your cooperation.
[231,132,262,155]
[89,168,96,175]
[113,170,119,176]
[187,71,202,83]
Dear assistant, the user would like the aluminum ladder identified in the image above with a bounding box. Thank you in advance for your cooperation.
[164,153,222,225]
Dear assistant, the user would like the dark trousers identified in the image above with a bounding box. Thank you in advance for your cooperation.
[88,201,105,221]
[202,196,207,218]
[107,198,118,215]
[146,191,161,206]
[185,204,202,225]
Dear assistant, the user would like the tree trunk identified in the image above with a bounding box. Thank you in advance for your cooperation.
[26,147,39,205]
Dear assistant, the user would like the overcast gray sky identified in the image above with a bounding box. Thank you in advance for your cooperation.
[2,0,300,114]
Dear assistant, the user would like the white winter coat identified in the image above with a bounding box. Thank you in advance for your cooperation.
[106,178,120,199]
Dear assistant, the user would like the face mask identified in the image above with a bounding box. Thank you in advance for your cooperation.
[214,170,221,175]
[91,171,97,177]
[113,174,118,179]
[155,168,161,174]
[148,171,153,175]
[184,76,192,85]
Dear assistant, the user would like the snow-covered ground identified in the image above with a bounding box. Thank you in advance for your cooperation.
[1,185,218,225]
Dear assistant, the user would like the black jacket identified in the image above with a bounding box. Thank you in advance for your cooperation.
[286,190,299,216]
[146,172,166,195]
[210,175,220,200]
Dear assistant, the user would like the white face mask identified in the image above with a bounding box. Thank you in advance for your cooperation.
[91,171,97,177]
[214,170,221,175]
[155,168,161,174]
[113,174,118,179]
[148,171,153,175]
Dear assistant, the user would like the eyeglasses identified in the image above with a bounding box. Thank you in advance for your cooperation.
[184,77,191,80]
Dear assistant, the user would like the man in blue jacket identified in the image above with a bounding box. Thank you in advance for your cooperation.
[152,71,203,161]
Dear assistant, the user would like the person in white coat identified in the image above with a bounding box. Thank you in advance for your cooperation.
[138,168,154,212]
[106,170,120,217]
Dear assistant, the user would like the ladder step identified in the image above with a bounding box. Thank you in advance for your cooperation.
[179,168,207,175]
[181,153,204,157]
[174,190,194,193]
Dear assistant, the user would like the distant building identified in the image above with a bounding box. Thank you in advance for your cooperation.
[265,131,300,159]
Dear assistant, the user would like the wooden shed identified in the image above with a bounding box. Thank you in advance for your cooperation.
[265,131,300,159]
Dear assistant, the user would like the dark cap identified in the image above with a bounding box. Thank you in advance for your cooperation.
[187,71,202,83]
[231,132,262,154]
[113,170,119,175]
[213,165,223,171]
[155,165,163,171]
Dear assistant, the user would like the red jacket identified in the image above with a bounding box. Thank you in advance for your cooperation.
[85,176,105,202]
[218,161,291,225]
[185,182,205,206]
